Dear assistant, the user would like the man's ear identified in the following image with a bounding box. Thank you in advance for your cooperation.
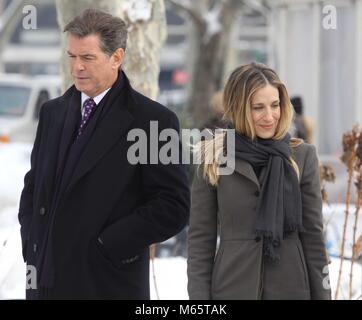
[112,48,125,69]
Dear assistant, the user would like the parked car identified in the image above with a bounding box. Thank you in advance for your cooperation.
[0,73,61,143]
[157,68,188,110]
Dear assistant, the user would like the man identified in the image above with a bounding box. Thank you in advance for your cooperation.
[18,9,190,299]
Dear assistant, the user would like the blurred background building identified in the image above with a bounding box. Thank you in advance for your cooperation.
[268,0,362,156]
[1,0,361,155]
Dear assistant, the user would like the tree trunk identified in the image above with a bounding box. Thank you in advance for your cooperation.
[0,0,26,72]
[117,0,167,100]
[55,0,166,100]
[188,0,242,128]
[190,28,223,128]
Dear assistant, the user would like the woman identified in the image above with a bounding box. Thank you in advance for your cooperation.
[187,63,331,300]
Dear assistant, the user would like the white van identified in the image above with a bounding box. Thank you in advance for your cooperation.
[0,74,61,143]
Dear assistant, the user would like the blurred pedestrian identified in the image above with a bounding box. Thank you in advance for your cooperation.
[201,90,227,131]
[290,96,314,144]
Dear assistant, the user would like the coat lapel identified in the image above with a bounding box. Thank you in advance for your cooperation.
[55,88,81,180]
[41,90,78,203]
[234,158,260,190]
[65,84,134,194]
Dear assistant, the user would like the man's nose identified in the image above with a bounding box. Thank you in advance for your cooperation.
[73,58,85,71]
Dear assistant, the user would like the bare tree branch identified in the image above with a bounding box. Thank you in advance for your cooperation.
[219,0,244,27]
[244,0,268,18]
[167,0,205,29]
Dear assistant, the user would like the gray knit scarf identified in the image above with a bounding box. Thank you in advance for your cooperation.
[231,130,304,262]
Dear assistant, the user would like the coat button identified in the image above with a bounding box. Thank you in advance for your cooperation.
[39,207,46,216]
[255,190,260,197]
[33,243,37,253]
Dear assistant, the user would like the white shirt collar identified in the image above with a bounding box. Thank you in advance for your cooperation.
[81,88,111,114]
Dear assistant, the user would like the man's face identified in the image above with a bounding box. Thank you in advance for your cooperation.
[67,34,124,97]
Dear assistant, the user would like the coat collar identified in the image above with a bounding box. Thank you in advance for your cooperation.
[233,158,264,190]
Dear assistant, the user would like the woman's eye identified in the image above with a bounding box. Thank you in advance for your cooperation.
[272,104,280,108]
[253,106,264,111]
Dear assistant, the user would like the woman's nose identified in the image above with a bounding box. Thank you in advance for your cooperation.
[264,107,273,121]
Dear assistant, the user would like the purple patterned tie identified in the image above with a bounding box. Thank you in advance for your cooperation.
[78,98,96,137]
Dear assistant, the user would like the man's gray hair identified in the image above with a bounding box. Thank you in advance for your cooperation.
[64,8,127,56]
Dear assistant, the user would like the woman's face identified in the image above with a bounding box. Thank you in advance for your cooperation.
[250,84,281,139]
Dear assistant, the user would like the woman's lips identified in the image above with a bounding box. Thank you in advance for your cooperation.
[259,124,274,130]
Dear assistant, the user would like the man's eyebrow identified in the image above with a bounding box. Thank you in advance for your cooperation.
[80,53,96,58]
[66,51,96,58]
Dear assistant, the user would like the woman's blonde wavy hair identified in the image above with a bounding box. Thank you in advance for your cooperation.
[199,62,302,186]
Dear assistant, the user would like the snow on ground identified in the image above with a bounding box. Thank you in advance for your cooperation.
[328,257,362,300]
[323,203,362,260]
[0,207,26,300]
[0,142,361,300]
[0,143,32,212]
[150,257,188,300]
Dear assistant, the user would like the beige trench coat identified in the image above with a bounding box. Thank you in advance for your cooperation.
[187,142,331,300]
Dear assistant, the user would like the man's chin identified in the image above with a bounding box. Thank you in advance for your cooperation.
[74,83,86,92]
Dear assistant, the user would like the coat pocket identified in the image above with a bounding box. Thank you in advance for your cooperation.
[211,246,224,296]
[92,237,140,272]
[90,237,121,272]
[296,241,310,290]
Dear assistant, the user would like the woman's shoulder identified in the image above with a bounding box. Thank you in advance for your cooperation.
[291,139,316,154]
[290,139,318,169]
